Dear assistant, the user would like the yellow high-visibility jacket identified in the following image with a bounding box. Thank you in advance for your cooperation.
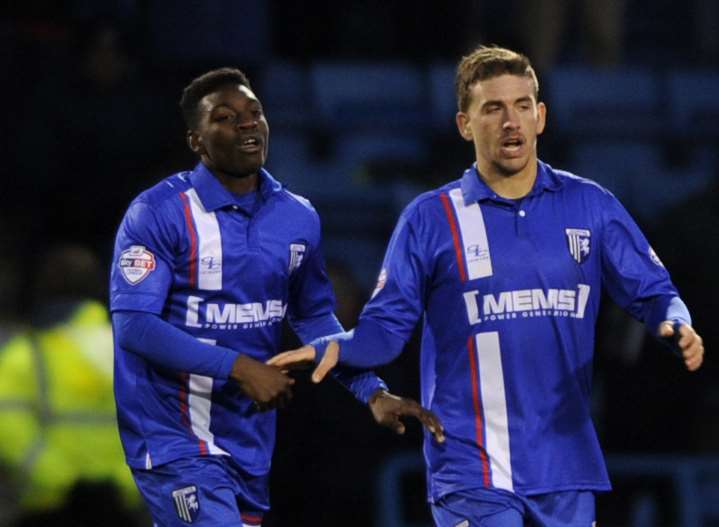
[0,300,137,509]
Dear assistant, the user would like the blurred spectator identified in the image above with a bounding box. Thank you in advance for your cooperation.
[0,244,141,526]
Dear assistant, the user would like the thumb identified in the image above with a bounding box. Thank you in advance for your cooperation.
[311,340,340,383]
[393,419,406,435]
[658,321,675,338]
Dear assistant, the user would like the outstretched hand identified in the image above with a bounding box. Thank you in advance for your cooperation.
[659,321,704,372]
[369,390,445,443]
[231,354,295,411]
[267,341,340,383]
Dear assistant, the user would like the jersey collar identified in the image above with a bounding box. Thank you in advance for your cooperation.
[188,163,283,212]
[460,160,564,204]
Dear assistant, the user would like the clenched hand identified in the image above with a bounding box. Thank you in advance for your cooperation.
[231,354,295,411]
[659,321,705,372]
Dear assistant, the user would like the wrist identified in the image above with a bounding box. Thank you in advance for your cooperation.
[368,389,390,406]
[231,354,255,382]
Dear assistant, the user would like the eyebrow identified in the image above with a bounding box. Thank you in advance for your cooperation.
[210,99,263,113]
[211,104,235,113]
[481,96,534,109]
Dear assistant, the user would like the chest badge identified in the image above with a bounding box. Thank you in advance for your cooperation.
[289,242,307,274]
[565,228,591,263]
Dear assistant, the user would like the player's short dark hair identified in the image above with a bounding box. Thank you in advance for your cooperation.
[179,67,252,129]
[455,45,539,112]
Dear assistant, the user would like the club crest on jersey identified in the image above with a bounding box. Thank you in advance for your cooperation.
[288,242,306,274]
[172,485,199,523]
[119,245,156,285]
[565,228,591,264]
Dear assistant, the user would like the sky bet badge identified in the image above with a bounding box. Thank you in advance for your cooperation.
[119,245,156,285]
[172,485,200,523]
[565,228,591,264]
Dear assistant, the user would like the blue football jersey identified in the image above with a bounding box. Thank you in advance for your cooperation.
[340,161,688,501]
[110,163,383,474]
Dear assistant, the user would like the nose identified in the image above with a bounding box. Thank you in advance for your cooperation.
[502,107,520,130]
[236,115,259,129]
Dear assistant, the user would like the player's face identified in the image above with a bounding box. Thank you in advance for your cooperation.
[456,74,546,178]
[189,84,269,178]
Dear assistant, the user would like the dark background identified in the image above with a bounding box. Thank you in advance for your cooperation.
[1,1,718,526]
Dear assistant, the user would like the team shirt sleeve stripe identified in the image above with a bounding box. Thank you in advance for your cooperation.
[185,188,223,291]
[439,192,468,282]
[448,188,493,280]
[179,192,199,288]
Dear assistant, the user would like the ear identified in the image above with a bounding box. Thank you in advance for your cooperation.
[456,112,473,141]
[536,101,547,136]
[187,130,205,155]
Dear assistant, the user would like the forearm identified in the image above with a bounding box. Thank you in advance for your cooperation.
[292,313,389,402]
[313,318,406,369]
[113,311,238,378]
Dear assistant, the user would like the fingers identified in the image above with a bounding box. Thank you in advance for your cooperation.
[680,328,704,372]
[267,345,316,368]
[398,400,446,443]
[659,322,705,372]
[388,417,406,435]
[370,392,447,443]
[253,379,294,412]
[311,340,339,383]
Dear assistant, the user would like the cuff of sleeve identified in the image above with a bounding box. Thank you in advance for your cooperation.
[360,379,389,405]
[648,296,691,335]
[310,330,353,364]
[218,350,240,380]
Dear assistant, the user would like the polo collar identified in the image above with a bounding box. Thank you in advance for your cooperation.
[188,163,283,212]
[460,160,563,204]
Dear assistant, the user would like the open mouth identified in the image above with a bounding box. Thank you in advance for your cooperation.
[500,136,524,155]
[237,136,263,152]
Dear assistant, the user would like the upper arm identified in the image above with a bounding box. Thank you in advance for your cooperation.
[360,209,429,341]
[110,200,178,315]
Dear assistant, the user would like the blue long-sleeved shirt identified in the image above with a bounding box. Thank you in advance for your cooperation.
[110,163,385,487]
[319,161,690,501]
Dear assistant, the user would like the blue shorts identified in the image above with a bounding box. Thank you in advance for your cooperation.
[132,456,268,527]
[431,487,595,527]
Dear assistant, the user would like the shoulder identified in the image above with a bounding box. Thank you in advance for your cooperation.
[126,172,192,213]
[273,188,322,227]
[550,165,615,200]
[132,172,193,210]
[279,188,317,213]
[119,172,193,239]
[124,172,193,221]
[400,180,461,223]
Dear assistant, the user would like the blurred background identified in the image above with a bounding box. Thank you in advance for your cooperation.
[1,0,717,526]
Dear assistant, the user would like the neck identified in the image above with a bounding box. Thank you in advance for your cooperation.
[214,171,259,195]
[476,158,538,199]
